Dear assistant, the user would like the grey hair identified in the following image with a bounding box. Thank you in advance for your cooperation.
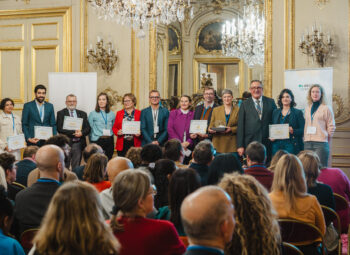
[222,89,233,97]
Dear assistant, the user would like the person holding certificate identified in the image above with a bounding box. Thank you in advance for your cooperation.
[208,89,239,153]
[0,98,23,160]
[270,89,305,155]
[304,84,335,168]
[112,93,141,157]
[88,93,115,160]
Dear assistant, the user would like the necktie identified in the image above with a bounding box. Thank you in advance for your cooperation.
[70,110,79,142]
[256,100,262,119]
[70,110,74,117]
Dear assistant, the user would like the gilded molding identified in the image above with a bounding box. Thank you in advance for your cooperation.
[80,0,88,72]
[168,59,182,96]
[31,22,59,41]
[149,23,157,91]
[195,19,224,55]
[264,0,273,97]
[168,25,181,55]
[0,24,24,42]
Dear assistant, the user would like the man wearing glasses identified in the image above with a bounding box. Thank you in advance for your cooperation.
[141,90,169,146]
[237,80,276,162]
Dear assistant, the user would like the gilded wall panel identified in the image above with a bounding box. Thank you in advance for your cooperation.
[0,24,23,42]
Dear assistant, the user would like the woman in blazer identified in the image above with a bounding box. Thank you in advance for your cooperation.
[112,93,141,157]
[209,89,239,153]
[271,89,305,155]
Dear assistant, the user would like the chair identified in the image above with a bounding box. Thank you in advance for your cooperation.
[278,218,325,255]
[282,242,303,255]
[20,228,39,253]
[179,236,189,247]
[321,205,342,255]
[333,193,349,212]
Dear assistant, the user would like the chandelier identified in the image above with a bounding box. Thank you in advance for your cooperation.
[88,0,193,38]
[221,0,265,67]
[299,24,335,67]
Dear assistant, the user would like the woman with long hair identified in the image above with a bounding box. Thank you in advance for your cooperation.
[110,169,185,255]
[83,153,110,192]
[219,173,281,255]
[268,149,289,172]
[30,181,120,255]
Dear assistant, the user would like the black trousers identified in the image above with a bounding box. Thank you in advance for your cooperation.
[117,138,134,157]
[95,136,114,160]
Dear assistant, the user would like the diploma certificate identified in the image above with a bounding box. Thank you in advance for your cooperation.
[63,116,83,131]
[122,121,141,135]
[189,120,208,134]
[269,124,290,140]
[7,134,26,150]
[34,126,53,140]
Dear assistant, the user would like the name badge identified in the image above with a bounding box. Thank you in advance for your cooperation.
[307,126,317,135]
[154,126,159,134]
[103,129,111,136]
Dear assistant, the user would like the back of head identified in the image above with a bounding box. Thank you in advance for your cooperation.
[0,153,15,171]
[218,173,281,255]
[36,145,64,173]
[107,157,134,183]
[298,150,321,188]
[164,139,182,162]
[0,185,13,234]
[82,143,103,163]
[269,150,289,172]
[45,134,70,148]
[246,141,266,164]
[208,153,243,185]
[125,147,142,168]
[83,153,108,183]
[193,140,214,165]
[141,144,162,164]
[34,181,120,255]
[23,146,39,159]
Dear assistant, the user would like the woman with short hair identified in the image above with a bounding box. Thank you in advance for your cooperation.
[83,153,110,192]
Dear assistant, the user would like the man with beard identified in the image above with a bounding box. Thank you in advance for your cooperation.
[56,94,90,170]
[22,84,57,147]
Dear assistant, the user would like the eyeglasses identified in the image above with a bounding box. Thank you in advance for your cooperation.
[149,184,157,196]
[66,100,77,103]
[250,87,263,90]
[123,100,132,103]
[149,96,160,99]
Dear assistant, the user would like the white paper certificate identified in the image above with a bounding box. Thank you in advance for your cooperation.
[63,116,83,131]
[269,124,290,140]
[122,121,141,135]
[7,134,26,150]
[34,126,53,140]
[189,120,208,134]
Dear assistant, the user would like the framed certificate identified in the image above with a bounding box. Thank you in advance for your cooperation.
[34,126,53,140]
[7,134,26,150]
[189,120,207,134]
[269,124,290,140]
[63,116,83,131]
[122,121,141,135]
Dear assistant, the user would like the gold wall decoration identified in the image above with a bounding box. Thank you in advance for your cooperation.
[168,26,181,55]
[31,22,59,41]
[0,24,24,43]
[102,86,123,110]
[149,22,157,91]
[168,59,182,96]
[264,0,272,97]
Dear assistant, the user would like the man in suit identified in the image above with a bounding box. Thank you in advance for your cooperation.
[181,186,235,255]
[141,90,169,146]
[237,80,277,162]
[15,146,38,187]
[56,94,91,170]
[22,84,57,147]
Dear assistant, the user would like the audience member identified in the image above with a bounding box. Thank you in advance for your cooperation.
[15,146,38,186]
[207,153,243,185]
[156,168,201,236]
[111,169,185,255]
[153,159,176,209]
[73,143,103,180]
[0,167,6,191]
[268,149,288,172]
[0,186,25,255]
[0,153,22,200]
[164,139,185,168]
[125,146,142,168]
[219,173,281,255]
[139,143,162,183]
[100,156,133,219]
[244,141,273,191]
[30,181,120,255]
[189,140,214,186]
[181,186,235,255]
[15,145,64,235]
[83,153,110,192]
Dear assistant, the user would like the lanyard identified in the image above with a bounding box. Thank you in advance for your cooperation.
[37,178,61,185]
[9,113,15,131]
[280,109,290,124]
[100,111,108,127]
[152,109,158,125]
[187,246,224,255]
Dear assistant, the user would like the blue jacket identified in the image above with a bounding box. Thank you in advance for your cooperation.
[141,106,169,146]
[21,100,57,141]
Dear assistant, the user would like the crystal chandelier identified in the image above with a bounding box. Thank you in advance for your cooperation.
[221,0,265,67]
[88,0,193,38]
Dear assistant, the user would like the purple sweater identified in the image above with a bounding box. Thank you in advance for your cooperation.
[167,108,194,146]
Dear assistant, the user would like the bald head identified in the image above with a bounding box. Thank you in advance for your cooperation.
[36,145,65,176]
[107,157,134,183]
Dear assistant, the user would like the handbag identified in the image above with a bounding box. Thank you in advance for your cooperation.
[324,222,339,251]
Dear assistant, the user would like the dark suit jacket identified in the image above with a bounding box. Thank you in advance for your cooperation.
[21,100,57,142]
[184,247,224,255]
[15,159,37,187]
[56,108,91,149]
[237,96,277,149]
[271,107,305,153]
[141,106,169,146]
[189,162,209,186]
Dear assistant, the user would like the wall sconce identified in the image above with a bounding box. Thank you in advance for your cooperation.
[86,37,118,75]
[299,24,335,67]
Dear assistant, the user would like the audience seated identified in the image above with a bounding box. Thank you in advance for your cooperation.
[298,150,335,209]
[181,186,235,255]
[0,185,25,255]
[100,156,133,219]
[15,145,64,235]
[269,154,325,254]
[156,168,201,236]
[153,159,176,209]
[15,146,38,186]
[207,153,243,185]
[111,169,185,255]
[29,181,120,255]
[189,140,214,186]
[268,149,288,172]
[125,146,142,168]
[164,139,185,168]
[73,143,103,180]
[138,143,163,183]
[0,153,23,200]
[83,153,110,192]
[219,173,281,255]
[244,141,274,191]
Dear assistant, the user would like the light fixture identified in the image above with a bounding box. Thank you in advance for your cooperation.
[221,0,265,67]
[86,37,118,75]
[88,0,193,38]
[299,24,335,67]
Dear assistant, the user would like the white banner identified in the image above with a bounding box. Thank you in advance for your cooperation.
[284,68,333,111]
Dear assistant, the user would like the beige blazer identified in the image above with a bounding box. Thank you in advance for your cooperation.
[209,105,239,153]
[0,111,22,150]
